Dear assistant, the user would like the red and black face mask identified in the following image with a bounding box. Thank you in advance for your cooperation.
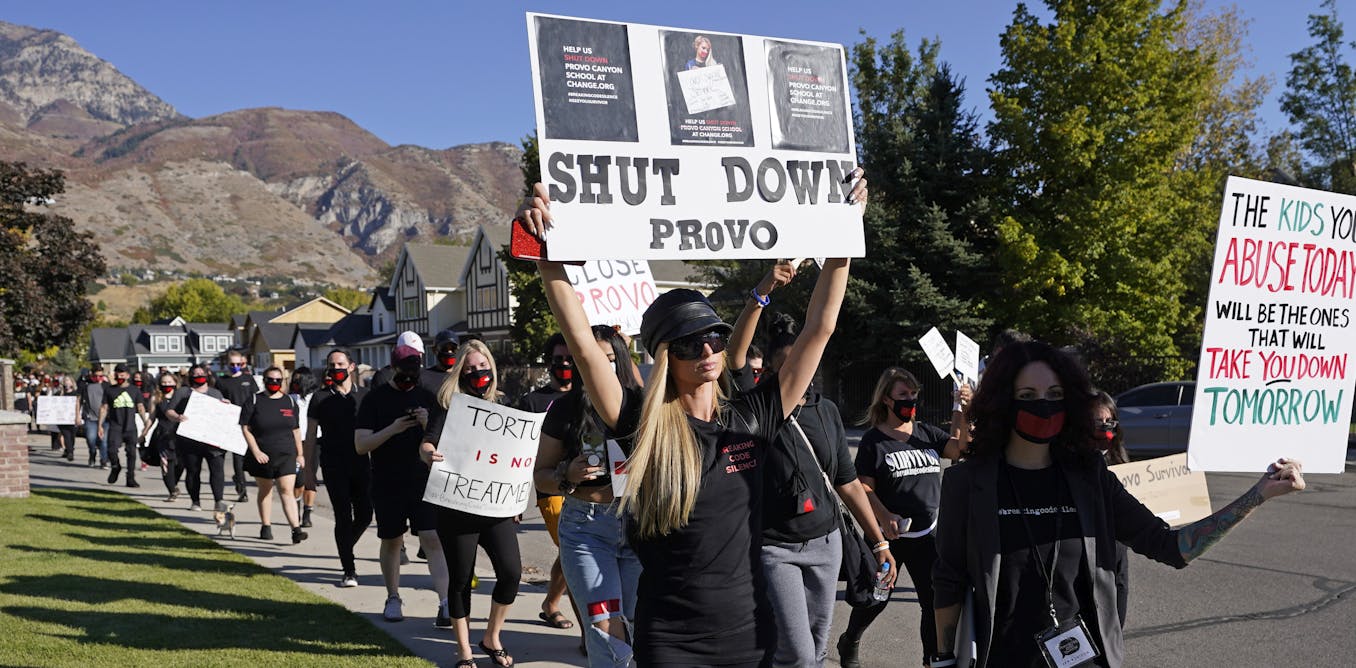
[891,397,917,423]
[264,378,284,393]
[462,369,493,398]
[1094,419,1118,449]
[1013,399,1066,444]
[549,359,574,386]
[437,351,458,370]
[326,367,349,385]
[189,375,209,387]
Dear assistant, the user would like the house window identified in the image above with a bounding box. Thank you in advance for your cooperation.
[402,298,419,319]
[168,337,182,353]
[152,336,167,353]
[377,313,385,331]
[479,244,492,272]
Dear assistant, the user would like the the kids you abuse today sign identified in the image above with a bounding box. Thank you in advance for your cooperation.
[1189,176,1356,474]
[527,13,864,261]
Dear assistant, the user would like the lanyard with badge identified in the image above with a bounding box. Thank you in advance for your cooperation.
[1001,462,1101,668]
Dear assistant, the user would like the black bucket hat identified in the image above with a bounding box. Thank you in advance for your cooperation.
[639,289,732,355]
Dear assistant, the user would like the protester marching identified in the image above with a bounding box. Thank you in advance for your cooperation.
[8,6,1351,668]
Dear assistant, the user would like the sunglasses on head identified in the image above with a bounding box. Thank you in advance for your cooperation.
[669,330,728,361]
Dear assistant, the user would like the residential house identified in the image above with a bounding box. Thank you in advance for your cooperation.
[462,225,513,354]
[389,243,471,345]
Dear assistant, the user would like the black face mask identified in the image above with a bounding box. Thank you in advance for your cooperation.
[326,367,349,384]
[462,369,493,397]
[550,362,574,386]
[393,372,419,391]
[891,397,917,423]
[288,382,301,394]
[189,376,208,387]
[264,379,284,393]
[437,352,457,369]
[1013,398,1066,444]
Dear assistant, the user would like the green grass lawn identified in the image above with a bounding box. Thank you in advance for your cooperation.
[0,487,430,668]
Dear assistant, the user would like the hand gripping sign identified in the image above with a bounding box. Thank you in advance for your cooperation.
[424,393,543,518]
[526,13,864,261]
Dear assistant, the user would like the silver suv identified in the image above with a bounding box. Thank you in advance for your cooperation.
[1114,381,1195,458]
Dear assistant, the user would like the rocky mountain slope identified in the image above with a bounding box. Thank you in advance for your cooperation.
[0,20,524,285]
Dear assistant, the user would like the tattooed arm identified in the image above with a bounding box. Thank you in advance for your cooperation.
[1177,458,1305,563]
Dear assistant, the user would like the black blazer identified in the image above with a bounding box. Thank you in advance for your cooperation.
[933,454,1188,667]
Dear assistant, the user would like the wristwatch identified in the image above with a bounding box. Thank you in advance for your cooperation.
[554,460,578,495]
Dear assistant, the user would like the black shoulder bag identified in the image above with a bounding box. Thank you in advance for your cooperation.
[787,409,882,609]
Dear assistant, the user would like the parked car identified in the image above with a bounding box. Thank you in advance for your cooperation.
[1115,381,1195,458]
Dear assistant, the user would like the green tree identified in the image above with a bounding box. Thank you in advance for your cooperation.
[987,0,1217,375]
[1280,0,1356,193]
[502,132,555,362]
[0,161,106,356]
[148,278,247,323]
[322,286,370,312]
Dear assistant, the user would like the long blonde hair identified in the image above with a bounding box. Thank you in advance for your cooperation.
[618,343,726,538]
[860,367,920,427]
[439,339,499,408]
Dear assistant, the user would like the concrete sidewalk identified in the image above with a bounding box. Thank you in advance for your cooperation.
[24,434,587,668]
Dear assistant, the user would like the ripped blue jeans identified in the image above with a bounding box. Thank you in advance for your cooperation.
[558,495,642,668]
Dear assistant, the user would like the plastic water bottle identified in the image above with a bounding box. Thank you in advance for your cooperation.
[871,562,892,602]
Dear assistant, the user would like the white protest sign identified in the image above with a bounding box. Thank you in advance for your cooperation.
[1108,454,1211,527]
[35,396,78,426]
[677,64,736,114]
[563,259,658,335]
[1188,176,1356,473]
[954,331,980,385]
[527,13,863,261]
[607,439,630,497]
[176,390,248,456]
[423,393,542,518]
[918,327,955,380]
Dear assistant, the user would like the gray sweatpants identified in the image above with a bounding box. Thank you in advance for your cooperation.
[760,529,842,668]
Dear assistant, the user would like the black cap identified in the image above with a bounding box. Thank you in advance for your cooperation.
[639,289,732,355]
[434,329,459,347]
[113,363,128,373]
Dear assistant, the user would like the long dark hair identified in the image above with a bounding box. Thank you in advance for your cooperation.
[1091,390,1129,465]
[568,326,639,453]
[967,340,1098,465]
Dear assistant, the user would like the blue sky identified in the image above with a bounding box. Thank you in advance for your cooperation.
[3,1,1344,149]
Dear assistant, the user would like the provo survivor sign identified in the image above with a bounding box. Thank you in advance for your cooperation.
[527,13,864,261]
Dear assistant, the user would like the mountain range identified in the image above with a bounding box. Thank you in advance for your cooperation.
[0,20,524,285]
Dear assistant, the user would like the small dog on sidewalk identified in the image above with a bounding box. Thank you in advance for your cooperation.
[214,503,236,539]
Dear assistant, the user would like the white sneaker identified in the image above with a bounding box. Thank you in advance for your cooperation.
[383,594,404,622]
[339,573,358,588]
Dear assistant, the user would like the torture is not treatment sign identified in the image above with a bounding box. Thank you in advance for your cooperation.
[527,13,864,261]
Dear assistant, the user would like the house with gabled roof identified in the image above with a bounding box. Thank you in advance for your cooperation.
[389,242,472,343]
[462,225,513,353]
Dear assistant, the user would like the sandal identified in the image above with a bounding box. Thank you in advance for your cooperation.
[478,640,513,667]
[538,610,575,629]
[454,660,476,667]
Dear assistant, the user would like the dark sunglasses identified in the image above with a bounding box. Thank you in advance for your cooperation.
[1096,419,1119,430]
[669,330,728,361]
[551,355,574,365]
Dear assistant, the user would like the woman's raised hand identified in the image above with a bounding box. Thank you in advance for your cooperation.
[518,182,552,241]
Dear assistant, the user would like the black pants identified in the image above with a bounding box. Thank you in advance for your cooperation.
[231,452,247,494]
[321,459,373,575]
[438,508,522,618]
[52,426,76,457]
[158,435,183,495]
[107,429,138,482]
[181,441,225,506]
[843,533,938,660]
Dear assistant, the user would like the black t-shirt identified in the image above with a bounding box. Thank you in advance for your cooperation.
[541,389,612,489]
[154,390,180,438]
[240,393,300,456]
[854,423,947,530]
[613,377,784,666]
[103,384,139,433]
[762,396,856,544]
[993,461,1103,667]
[517,385,567,413]
[217,374,259,408]
[356,383,441,486]
[730,363,758,393]
[309,385,369,466]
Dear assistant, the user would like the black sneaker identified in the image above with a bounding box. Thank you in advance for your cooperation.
[126,480,140,488]
[837,633,862,668]
[291,527,308,544]
[237,491,249,503]
[260,525,273,541]
[301,507,312,528]
[416,546,426,561]
[107,465,121,484]
[435,601,452,627]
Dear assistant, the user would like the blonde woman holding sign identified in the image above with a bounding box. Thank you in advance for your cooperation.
[421,339,521,668]
[521,168,866,668]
